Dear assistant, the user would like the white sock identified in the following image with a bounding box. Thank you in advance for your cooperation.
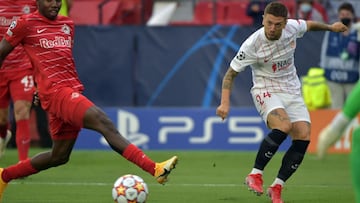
[271,178,285,187]
[250,168,263,175]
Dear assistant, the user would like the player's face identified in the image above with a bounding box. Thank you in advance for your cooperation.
[262,14,287,41]
[37,0,61,20]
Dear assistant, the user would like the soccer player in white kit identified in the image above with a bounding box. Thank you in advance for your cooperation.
[216,2,347,203]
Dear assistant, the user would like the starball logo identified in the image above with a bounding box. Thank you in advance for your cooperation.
[39,36,72,48]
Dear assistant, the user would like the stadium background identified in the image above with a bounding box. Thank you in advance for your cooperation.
[20,0,356,154]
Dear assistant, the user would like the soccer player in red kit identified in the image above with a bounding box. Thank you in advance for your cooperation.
[0,0,37,161]
[0,0,178,200]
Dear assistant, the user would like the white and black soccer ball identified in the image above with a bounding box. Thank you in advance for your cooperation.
[112,174,149,203]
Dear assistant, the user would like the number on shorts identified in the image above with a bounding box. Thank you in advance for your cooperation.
[255,91,271,106]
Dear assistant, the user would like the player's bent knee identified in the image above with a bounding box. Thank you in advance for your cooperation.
[291,132,310,141]
[278,124,292,134]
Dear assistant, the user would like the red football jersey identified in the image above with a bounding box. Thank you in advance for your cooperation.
[0,0,36,71]
[4,11,84,96]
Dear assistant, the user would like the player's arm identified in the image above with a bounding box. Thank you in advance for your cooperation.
[0,38,14,67]
[216,67,238,120]
[306,20,348,32]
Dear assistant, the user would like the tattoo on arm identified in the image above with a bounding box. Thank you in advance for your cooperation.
[222,68,238,90]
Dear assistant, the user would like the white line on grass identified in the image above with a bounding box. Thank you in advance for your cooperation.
[10,181,352,188]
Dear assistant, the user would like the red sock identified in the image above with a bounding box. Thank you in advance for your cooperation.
[2,158,38,182]
[122,144,155,176]
[0,124,7,139]
[15,120,30,161]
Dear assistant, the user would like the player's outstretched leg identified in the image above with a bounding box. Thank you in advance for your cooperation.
[154,156,178,184]
[267,184,284,203]
[351,128,360,203]
[245,173,264,196]
[121,144,178,185]
[85,107,179,185]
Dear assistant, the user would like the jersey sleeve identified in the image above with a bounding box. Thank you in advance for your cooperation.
[230,38,257,72]
[288,19,307,38]
[4,16,28,47]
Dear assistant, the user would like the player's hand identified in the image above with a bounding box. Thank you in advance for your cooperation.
[330,22,348,32]
[216,104,229,121]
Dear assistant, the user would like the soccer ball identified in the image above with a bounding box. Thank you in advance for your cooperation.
[112,174,149,203]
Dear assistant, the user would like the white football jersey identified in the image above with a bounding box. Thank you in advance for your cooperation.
[230,19,307,95]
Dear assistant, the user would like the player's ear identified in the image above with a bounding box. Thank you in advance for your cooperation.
[262,14,266,26]
[283,18,288,28]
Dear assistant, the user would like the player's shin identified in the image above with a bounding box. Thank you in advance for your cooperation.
[15,119,31,161]
[277,140,309,182]
[122,144,156,175]
[254,129,287,170]
[2,158,39,182]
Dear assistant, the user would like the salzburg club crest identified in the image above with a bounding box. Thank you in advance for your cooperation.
[61,24,70,35]
[23,5,31,14]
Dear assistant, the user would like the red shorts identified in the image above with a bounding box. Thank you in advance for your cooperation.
[42,87,94,140]
[0,69,35,108]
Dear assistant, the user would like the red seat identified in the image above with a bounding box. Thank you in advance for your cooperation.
[278,0,296,18]
[172,0,254,26]
[193,1,215,25]
[69,0,122,25]
[109,0,153,25]
[216,0,253,26]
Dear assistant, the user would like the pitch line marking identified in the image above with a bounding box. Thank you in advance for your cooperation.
[10,181,352,188]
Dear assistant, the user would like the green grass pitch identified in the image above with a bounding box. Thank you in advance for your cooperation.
[0,149,355,202]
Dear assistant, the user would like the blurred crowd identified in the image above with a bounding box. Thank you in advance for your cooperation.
[245,0,360,24]
[67,0,360,26]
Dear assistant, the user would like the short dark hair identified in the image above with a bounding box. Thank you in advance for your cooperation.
[297,0,314,5]
[338,2,355,15]
[264,2,288,18]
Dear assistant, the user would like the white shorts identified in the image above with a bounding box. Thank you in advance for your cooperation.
[251,90,311,124]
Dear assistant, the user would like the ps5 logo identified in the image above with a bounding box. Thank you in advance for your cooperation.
[100,110,149,148]
[158,116,264,144]
[100,109,265,147]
